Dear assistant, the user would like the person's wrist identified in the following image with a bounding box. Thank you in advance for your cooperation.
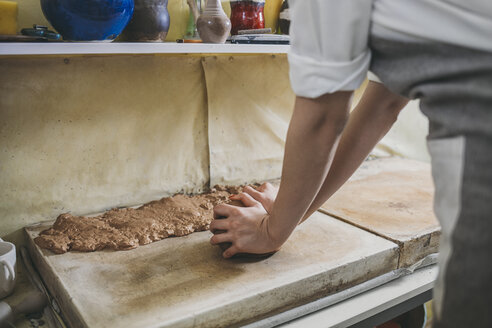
[264,214,290,250]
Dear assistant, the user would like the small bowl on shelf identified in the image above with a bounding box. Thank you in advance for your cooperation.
[40,0,135,41]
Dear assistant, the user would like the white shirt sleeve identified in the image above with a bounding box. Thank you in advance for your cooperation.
[288,0,373,98]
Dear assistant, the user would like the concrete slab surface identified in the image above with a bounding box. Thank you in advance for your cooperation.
[25,211,398,328]
[320,158,440,268]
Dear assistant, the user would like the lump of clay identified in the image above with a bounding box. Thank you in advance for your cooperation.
[34,186,244,254]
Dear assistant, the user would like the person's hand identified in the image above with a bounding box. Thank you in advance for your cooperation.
[230,182,279,214]
[210,193,281,258]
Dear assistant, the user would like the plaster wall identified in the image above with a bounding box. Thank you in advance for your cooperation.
[0,55,212,241]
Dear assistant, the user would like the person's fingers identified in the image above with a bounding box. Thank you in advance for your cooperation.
[237,192,261,207]
[243,186,264,202]
[258,183,269,192]
[229,194,240,200]
[223,245,240,258]
[209,219,229,233]
[260,182,276,191]
[210,233,232,245]
[213,204,238,219]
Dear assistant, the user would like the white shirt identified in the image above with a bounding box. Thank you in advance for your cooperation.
[288,0,492,98]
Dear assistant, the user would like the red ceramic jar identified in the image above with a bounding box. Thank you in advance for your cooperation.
[230,0,265,35]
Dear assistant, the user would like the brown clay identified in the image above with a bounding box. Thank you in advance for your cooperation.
[34,185,243,254]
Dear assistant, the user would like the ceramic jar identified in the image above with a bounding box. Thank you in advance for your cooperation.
[0,238,16,299]
[122,0,170,41]
[278,0,289,35]
[40,0,134,41]
[196,0,231,43]
[264,0,283,33]
[230,0,265,35]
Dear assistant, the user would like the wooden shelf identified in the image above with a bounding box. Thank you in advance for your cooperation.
[0,42,290,56]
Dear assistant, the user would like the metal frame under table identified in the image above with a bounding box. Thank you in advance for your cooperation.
[251,265,437,328]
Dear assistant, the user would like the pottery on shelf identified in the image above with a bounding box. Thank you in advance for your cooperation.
[230,0,265,35]
[189,0,231,44]
[121,0,170,41]
[278,0,289,35]
[185,0,201,39]
[40,0,134,41]
[264,0,283,33]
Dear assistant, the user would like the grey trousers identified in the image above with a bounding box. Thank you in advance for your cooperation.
[370,37,492,327]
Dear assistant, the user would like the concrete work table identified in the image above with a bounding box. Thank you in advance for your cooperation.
[25,211,401,328]
[18,159,440,328]
[5,258,437,328]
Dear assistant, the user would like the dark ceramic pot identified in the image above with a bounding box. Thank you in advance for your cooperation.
[121,0,170,41]
[278,0,289,35]
[40,0,134,41]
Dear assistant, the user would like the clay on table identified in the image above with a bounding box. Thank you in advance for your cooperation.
[34,186,243,254]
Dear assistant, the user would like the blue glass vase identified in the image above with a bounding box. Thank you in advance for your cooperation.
[40,0,135,41]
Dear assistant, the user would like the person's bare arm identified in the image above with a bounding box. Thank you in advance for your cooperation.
[299,81,409,221]
[241,82,409,220]
[210,91,352,257]
[266,91,352,245]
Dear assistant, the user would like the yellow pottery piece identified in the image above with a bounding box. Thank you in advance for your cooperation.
[0,0,18,35]
[264,0,282,33]
[165,0,189,41]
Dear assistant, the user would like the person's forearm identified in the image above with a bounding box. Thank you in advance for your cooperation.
[301,82,409,221]
[267,92,352,245]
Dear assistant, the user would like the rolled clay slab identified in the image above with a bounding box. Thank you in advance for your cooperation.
[34,185,274,258]
[34,185,243,254]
